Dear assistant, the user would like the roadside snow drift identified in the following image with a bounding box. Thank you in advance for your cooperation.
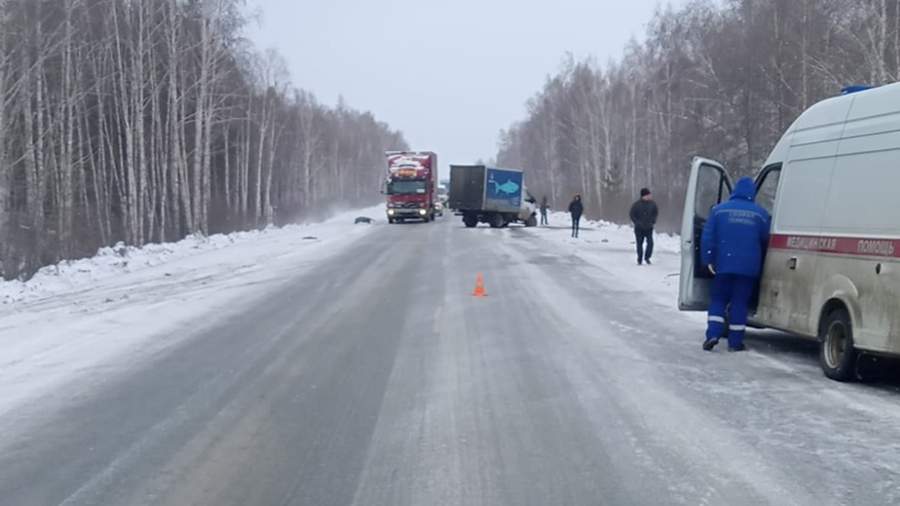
[530,211,684,308]
[0,206,382,427]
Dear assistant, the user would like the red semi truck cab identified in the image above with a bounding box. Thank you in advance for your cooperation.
[384,151,438,223]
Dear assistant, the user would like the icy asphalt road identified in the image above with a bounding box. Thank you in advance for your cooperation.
[3,216,900,506]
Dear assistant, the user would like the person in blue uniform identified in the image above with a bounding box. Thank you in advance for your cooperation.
[701,177,771,352]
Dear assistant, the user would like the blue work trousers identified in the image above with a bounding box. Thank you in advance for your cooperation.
[706,273,756,348]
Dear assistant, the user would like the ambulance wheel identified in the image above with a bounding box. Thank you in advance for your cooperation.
[463,214,478,228]
[819,307,858,382]
[488,214,505,228]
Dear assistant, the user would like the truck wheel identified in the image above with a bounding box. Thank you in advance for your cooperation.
[489,214,505,228]
[525,214,538,227]
[819,307,858,381]
[463,214,478,228]
[388,218,394,224]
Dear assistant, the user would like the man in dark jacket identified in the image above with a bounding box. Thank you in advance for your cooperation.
[568,194,583,238]
[629,188,658,265]
[701,177,771,352]
[540,196,549,225]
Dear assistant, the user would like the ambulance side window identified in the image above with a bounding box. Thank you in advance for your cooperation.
[695,164,729,219]
[755,164,782,215]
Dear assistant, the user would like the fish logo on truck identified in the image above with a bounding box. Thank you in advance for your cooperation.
[483,168,523,209]
[490,179,520,196]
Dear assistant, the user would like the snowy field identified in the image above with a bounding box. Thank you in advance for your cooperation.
[0,206,383,427]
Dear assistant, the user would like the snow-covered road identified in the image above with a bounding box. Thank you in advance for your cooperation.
[2,210,899,505]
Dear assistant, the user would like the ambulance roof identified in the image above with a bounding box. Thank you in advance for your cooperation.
[791,82,900,133]
[764,82,900,168]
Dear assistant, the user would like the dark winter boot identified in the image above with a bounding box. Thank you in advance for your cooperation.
[702,338,719,351]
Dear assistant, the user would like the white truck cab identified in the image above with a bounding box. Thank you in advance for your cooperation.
[680,83,900,381]
[521,189,538,224]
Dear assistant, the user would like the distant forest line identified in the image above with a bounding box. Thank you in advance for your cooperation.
[498,0,900,229]
[0,0,406,279]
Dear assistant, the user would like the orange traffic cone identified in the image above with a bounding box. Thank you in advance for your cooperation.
[472,273,488,297]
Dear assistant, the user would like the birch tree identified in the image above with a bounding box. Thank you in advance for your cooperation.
[0,0,408,280]
[498,0,900,228]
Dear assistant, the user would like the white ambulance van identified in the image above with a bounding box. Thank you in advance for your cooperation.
[679,83,900,381]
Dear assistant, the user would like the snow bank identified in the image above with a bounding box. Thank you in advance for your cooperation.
[529,211,687,310]
[0,205,383,429]
[0,206,382,305]
[536,211,680,249]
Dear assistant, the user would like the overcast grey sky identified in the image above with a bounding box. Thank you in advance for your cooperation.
[246,0,673,169]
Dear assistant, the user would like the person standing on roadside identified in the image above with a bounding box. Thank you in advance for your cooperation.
[568,194,583,238]
[540,196,550,225]
[630,188,659,265]
[701,177,771,353]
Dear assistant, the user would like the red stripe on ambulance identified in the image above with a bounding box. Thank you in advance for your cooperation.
[769,234,900,258]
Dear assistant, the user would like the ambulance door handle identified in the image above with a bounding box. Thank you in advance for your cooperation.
[788,257,798,270]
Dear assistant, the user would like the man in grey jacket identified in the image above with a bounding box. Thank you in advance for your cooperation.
[630,188,659,265]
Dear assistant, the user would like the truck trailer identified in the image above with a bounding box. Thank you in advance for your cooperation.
[384,151,438,223]
[448,165,537,228]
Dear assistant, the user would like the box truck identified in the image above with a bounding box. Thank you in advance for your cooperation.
[679,83,900,381]
[448,165,537,228]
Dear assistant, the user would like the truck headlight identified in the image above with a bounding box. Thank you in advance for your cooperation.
[387,209,395,216]
[419,209,427,216]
